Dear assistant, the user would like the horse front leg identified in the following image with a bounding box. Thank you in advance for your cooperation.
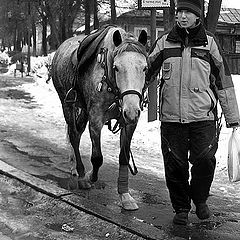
[119,124,138,210]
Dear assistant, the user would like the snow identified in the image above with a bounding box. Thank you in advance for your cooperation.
[222,0,240,9]
[0,51,11,64]
[2,55,240,200]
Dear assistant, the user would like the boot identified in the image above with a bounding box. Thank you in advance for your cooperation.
[195,203,210,220]
[173,212,189,225]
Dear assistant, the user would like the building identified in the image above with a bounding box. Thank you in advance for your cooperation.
[107,8,240,74]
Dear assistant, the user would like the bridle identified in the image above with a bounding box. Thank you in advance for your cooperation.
[96,41,148,123]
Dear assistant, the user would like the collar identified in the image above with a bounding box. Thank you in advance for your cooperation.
[166,22,208,47]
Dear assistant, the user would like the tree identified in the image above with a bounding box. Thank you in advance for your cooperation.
[164,0,176,30]
[0,0,20,52]
[205,0,222,34]
[85,0,91,34]
[36,0,83,51]
[93,0,99,29]
[110,0,117,24]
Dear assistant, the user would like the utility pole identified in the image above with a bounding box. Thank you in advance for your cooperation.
[148,9,157,122]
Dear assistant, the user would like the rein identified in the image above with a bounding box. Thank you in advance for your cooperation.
[96,42,147,176]
[65,35,148,176]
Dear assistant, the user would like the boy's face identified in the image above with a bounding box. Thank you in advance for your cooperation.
[177,10,199,28]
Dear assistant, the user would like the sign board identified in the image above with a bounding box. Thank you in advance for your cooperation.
[138,0,170,9]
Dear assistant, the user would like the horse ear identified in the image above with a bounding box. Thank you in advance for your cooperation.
[138,30,148,46]
[113,30,122,47]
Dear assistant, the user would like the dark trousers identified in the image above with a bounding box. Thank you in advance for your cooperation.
[160,121,217,213]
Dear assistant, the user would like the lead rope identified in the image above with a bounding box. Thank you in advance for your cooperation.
[216,112,223,142]
[129,148,138,175]
[122,126,138,175]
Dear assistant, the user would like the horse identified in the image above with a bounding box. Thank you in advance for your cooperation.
[51,25,148,210]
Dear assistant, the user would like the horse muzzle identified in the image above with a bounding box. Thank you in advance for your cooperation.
[120,90,143,124]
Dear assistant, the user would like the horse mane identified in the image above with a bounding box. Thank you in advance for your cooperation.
[113,33,147,58]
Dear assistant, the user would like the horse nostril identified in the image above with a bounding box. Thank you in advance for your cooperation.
[123,110,128,120]
[137,109,141,118]
[123,109,140,123]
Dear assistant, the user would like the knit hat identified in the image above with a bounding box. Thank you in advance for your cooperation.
[176,0,202,17]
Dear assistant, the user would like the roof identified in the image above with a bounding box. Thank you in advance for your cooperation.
[119,8,240,25]
[219,8,240,24]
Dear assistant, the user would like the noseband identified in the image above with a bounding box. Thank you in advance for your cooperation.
[120,90,143,103]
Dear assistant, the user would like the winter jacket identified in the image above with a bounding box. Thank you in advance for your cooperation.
[146,22,240,127]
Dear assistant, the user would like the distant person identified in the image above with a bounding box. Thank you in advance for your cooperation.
[146,0,240,225]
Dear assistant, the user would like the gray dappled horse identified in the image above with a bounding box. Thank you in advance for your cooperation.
[51,25,147,210]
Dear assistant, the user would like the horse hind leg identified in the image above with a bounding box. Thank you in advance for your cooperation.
[87,119,104,183]
[66,107,91,189]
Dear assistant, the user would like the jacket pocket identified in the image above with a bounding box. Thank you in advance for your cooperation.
[162,62,172,80]
[188,87,217,118]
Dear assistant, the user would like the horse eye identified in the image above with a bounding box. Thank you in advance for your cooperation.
[143,66,148,72]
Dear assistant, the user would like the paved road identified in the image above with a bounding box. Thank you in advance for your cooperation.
[0,162,148,240]
[1,74,240,239]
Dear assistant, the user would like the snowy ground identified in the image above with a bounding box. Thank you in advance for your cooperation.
[3,57,240,201]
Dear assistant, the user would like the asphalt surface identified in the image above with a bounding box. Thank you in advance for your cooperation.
[0,161,147,240]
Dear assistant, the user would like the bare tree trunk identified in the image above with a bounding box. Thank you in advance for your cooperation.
[41,15,48,56]
[93,0,99,29]
[110,0,116,24]
[32,17,37,57]
[46,4,61,48]
[206,0,222,33]
[85,0,90,34]
[199,0,205,23]
[163,0,176,31]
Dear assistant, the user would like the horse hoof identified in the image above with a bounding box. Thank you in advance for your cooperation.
[120,193,139,211]
[85,170,94,182]
[68,175,79,190]
[78,177,92,189]
[85,170,99,183]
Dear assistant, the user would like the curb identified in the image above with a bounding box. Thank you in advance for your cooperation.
[0,160,169,240]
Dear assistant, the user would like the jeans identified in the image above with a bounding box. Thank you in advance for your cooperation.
[160,121,217,213]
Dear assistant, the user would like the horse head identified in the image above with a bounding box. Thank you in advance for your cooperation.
[112,30,148,125]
